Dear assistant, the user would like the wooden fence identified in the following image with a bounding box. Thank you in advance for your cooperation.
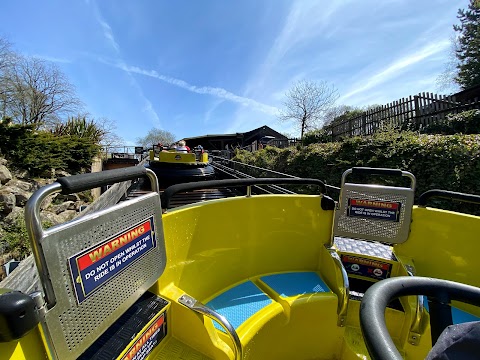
[324,92,480,140]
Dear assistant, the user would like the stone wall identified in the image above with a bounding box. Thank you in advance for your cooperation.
[0,157,91,279]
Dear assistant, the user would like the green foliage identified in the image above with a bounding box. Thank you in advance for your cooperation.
[51,115,106,143]
[3,217,53,259]
[233,130,480,214]
[3,217,30,259]
[303,129,332,145]
[421,110,480,134]
[454,0,480,89]
[0,120,101,176]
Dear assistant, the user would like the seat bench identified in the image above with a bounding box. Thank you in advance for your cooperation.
[206,272,332,332]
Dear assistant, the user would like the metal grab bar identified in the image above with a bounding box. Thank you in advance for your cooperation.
[406,269,424,345]
[179,294,242,360]
[24,168,159,307]
[328,249,350,326]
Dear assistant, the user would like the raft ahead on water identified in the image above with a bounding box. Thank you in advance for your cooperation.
[1,166,480,360]
[145,146,215,186]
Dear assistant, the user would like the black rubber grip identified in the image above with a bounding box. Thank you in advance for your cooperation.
[162,178,326,209]
[56,167,147,194]
[360,277,480,360]
[351,167,403,177]
[418,189,480,207]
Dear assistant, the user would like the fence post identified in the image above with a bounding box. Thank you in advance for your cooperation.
[361,113,367,136]
[414,95,421,129]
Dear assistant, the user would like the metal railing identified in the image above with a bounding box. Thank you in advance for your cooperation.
[210,155,340,194]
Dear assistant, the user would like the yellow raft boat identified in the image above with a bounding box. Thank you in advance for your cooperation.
[1,166,480,359]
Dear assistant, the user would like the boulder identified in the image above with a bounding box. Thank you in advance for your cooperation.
[40,211,61,226]
[40,194,57,210]
[2,185,32,207]
[55,170,71,178]
[3,206,24,226]
[12,169,30,179]
[56,210,76,223]
[0,165,12,185]
[0,158,7,166]
[6,179,32,192]
[49,201,76,215]
[56,193,81,202]
[0,191,16,214]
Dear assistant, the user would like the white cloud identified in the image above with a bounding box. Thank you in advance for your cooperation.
[338,40,451,103]
[97,19,120,53]
[114,63,279,116]
[32,54,72,64]
[87,1,162,128]
[245,0,352,97]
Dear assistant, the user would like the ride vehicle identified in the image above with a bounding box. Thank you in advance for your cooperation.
[145,144,215,186]
[1,166,479,359]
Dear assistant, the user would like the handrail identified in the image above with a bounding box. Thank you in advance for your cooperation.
[341,167,416,190]
[24,168,159,307]
[406,269,424,345]
[162,178,327,209]
[418,189,480,207]
[179,294,242,360]
[210,156,340,191]
[328,249,349,326]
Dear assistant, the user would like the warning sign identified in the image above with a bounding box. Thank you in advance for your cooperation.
[120,312,166,360]
[342,255,392,280]
[347,198,401,222]
[69,218,156,303]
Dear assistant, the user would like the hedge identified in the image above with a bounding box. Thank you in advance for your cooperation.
[0,119,101,177]
[233,130,480,214]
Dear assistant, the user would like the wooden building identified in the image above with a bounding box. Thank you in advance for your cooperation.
[183,125,287,151]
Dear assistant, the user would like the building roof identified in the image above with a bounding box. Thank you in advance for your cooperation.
[181,125,288,151]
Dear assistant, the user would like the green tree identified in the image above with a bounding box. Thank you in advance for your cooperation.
[136,128,176,148]
[51,115,105,143]
[454,0,480,89]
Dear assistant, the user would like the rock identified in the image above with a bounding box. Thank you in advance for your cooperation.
[0,165,12,185]
[56,210,76,223]
[2,185,32,207]
[31,178,55,192]
[40,211,61,226]
[6,179,33,192]
[55,170,71,178]
[3,206,23,226]
[0,158,7,166]
[0,191,16,214]
[56,193,80,202]
[12,169,30,179]
[40,194,57,210]
[50,201,76,215]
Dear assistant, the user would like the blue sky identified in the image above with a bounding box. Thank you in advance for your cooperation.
[0,0,468,144]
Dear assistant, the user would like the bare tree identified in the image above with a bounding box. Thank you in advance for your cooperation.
[0,38,17,118]
[136,128,176,148]
[6,56,82,128]
[436,35,461,92]
[279,80,338,140]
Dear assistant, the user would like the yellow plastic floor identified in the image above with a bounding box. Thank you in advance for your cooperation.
[152,337,212,360]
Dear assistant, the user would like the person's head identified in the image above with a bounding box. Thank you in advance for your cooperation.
[178,140,186,147]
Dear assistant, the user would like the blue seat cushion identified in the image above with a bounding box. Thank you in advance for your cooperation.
[260,272,330,297]
[423,297,480,324]
[206,281,272,331]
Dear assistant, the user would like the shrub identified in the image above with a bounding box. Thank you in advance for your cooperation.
[303,129,332,145]
[0,120,100,176]
[233,129,480,214]
[421,109,480,135]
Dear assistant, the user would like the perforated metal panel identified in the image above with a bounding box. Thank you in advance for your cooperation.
[40,192,166,360]
[334,183,414,244]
